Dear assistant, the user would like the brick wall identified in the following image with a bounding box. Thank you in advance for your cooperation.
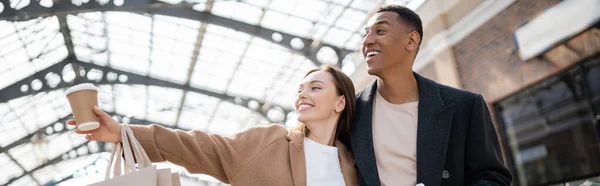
[452,0,563,102]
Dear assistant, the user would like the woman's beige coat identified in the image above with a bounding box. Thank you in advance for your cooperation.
[130,124,358,186]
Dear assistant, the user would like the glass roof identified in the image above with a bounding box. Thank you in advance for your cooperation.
[0,0,426,185]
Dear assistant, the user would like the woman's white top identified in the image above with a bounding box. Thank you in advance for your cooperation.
[304,137,346,186]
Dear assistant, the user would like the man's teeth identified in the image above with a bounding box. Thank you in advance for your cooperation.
[299,105,313,109]
[367,51,379,57]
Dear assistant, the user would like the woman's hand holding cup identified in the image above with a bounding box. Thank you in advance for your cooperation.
[67,107,122,143]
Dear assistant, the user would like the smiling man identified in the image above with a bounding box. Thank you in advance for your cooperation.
[350,5,513,186]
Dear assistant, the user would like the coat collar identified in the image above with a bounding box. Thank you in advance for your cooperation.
[288,128,306,186]
[287,127,358,186]
[336,138,358,186]
[351,73,455,186]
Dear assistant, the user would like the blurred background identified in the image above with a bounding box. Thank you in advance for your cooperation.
[0,0,598,185]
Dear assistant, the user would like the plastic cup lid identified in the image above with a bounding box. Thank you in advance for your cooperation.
[65,83,99,95]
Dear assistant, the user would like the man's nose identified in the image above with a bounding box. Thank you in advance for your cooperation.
[362,33,376,47]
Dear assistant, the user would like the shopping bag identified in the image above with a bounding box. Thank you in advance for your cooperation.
[88,123,181,186]
[123,123,181,186]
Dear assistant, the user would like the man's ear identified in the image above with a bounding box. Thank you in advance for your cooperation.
[407,31,421,51]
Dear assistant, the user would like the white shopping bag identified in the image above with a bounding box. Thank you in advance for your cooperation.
[88,123,181,186]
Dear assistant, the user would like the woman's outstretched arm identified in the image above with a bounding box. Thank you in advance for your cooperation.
[129,124,288,183]
[69,107,289,183]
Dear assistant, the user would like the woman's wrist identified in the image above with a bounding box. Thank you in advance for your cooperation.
[117,124,123,142]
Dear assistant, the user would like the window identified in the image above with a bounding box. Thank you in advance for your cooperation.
[495,55,600,185]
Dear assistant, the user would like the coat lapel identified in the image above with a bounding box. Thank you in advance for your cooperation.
[288,130,306,186]
[414,73,455,186]
[336,140,358,186]
[350,81,381,186]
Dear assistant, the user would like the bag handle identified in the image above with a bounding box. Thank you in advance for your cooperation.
[120,123,138,173]
[105,142,119,180]
[122,123,152,167]
[104,141,135,180]
[103,123,153,180]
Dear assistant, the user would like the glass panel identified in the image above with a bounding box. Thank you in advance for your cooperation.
[32,164,58,184]
[9,143,41,171]
[405,0,427,10]
[0,46,33,90]
[55,155,101,181]
[335,9,366,31]
[212,1,263,25]
[311,23,331,40]
[323,27,352,47]
[149,13,198,84]
[190,25,249,93]
[204,25,250,55]
[98,85,115,113]
[227,57,280,99]
[47,132,87,161]
[8,92,64,133]
[0,153,24,185]
[12,16,67,72]
[0,110,28,147]
[146,86,184,126]
[113,85,147,119]
[261,10,289,33]
[239,113,271,130]
[323,4,346,25]
[245,0,270,7]
[290,0,328,22]
[191,46,238,93]
[8,175,36,186]
[106,12,152,76]
[205,102,252,136]
[351,0,380,12]
[177,92,220,130]
[585,56,600,115]
[268,0,297,15]
[279,16,313,38]
[496,68,600,186]
[345,33,363,51]
[68,13,109,66]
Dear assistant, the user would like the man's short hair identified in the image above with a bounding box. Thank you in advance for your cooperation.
[376,5,423,47]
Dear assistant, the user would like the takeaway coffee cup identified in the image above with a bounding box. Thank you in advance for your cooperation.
[66,83,100,131]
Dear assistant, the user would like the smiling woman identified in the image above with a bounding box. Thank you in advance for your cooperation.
[69,64,359,186]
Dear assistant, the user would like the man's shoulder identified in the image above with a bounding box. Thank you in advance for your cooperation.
[355,82,375,103]
[415,72,478,102]
[356,83,372,96]
[356,87,368,99]
[435,81,479,105]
